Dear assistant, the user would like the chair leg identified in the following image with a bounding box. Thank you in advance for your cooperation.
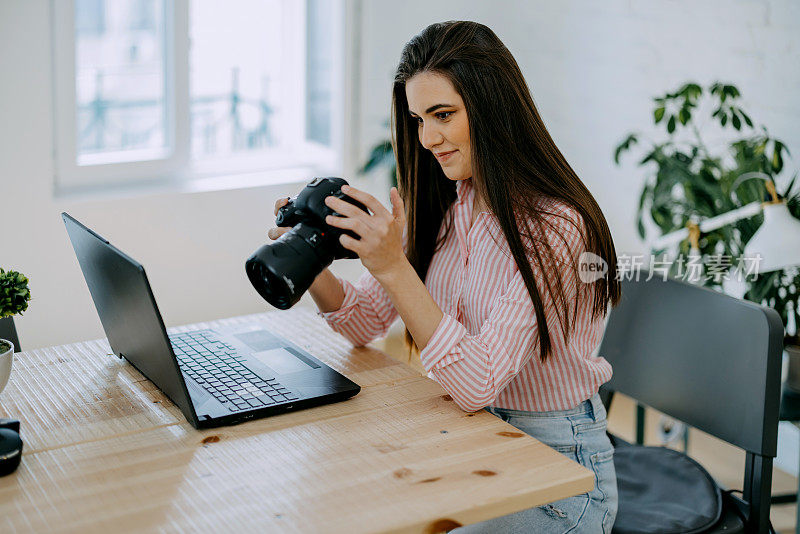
[769,492,796,505]
[744,453,773,533]
[636,404,645,445]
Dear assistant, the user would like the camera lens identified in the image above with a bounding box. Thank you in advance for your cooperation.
[246,223,334,309]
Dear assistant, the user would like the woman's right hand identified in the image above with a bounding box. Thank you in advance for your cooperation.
[267,197,292,240]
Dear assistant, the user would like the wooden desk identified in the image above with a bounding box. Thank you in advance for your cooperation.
[0,309,593,533]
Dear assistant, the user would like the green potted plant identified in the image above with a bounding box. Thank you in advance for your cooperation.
[0,269,31,393]
[614,81,800,385]
[360,120,397,188]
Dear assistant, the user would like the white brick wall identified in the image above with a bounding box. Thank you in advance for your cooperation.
[356,0,800,255]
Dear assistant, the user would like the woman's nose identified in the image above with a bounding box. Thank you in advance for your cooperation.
[419,123,443,150]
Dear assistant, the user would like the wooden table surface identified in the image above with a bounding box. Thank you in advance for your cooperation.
[0,308,593,533]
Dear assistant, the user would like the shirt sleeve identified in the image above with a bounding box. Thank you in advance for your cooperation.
[419,207,587,412]
[317,268,399,347]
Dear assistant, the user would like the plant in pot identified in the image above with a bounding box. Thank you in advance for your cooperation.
[0,268,29,477]
[614,81,800,389]
[0,268,31,392]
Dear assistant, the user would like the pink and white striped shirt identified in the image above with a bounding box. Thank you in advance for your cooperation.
[319,178,612,412]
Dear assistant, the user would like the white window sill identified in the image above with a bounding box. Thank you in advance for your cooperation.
[54,166,320,205]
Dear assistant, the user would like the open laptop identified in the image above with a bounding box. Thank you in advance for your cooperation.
[62,212,360,429]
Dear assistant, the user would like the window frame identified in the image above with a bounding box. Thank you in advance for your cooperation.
[52,0,344,195]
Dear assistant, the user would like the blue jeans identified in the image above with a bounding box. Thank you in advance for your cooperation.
[455,393,618,533]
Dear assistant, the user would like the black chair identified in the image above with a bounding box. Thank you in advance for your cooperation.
[598,276,784,533]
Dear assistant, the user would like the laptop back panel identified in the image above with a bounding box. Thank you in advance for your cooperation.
[63,213,199,427]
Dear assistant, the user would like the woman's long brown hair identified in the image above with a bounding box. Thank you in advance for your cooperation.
[392,21,620,362]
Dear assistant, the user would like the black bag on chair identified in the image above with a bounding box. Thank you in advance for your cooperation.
[610,435,775,534]
[612,436,722,533]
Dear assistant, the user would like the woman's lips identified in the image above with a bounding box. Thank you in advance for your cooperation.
[436,150,457,163]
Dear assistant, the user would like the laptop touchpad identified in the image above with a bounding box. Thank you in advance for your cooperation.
[234,330,283,351]
[251,348,313,375]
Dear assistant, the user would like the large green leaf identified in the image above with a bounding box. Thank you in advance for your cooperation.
[614,134,639,164]
[360,140,394,174]
[739,109,753,128]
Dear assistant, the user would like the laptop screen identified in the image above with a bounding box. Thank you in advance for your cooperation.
[62,213,198,427]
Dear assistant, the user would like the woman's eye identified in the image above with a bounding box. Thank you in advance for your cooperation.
[412,112,452,124]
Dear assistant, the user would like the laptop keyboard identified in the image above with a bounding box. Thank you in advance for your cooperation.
[169,330,299,413]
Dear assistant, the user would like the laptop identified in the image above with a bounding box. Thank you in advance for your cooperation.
[62,212,360,429]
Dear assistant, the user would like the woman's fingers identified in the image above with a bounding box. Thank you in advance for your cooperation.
[390,187,405,224]
[339,185,391,218]
[274,197,290,216]
[325,214,368,237]
[338,233,363,255]
[267,226,291,240]
[271,197,292,239]
[325,195,371,220]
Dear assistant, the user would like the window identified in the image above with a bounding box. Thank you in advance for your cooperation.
[53,0,343,194]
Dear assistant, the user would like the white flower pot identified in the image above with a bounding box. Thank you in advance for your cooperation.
[0,339,13,394]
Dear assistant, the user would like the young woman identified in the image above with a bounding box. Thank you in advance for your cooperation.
[269,20,620,533]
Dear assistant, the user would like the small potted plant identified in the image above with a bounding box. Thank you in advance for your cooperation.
[0,269,31,393]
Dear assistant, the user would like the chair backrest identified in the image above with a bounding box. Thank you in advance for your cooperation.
[599,276,785,533]
[599,276,784,456]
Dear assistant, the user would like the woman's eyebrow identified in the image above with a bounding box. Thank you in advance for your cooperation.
[409,104,454,116]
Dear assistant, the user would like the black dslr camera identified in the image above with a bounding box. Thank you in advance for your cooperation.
[246,177,368,310]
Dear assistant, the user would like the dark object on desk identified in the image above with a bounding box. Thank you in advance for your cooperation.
[0,317,21,352]
[0,418,22,477]
[246,177,368,310]
[62,212,361,430]
[599,277,784,534]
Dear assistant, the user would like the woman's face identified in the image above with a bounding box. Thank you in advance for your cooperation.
[406,71,472,182]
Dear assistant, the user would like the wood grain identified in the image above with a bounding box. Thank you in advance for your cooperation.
[0,308,593,533]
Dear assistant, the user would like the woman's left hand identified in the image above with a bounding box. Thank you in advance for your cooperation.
[324,185,407,279]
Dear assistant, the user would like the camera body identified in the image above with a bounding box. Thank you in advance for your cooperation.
[275,176,366,261]
[246,177,368,310]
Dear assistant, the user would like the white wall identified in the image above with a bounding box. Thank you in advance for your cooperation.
[2,0,799,351]
[355,0,800,255]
